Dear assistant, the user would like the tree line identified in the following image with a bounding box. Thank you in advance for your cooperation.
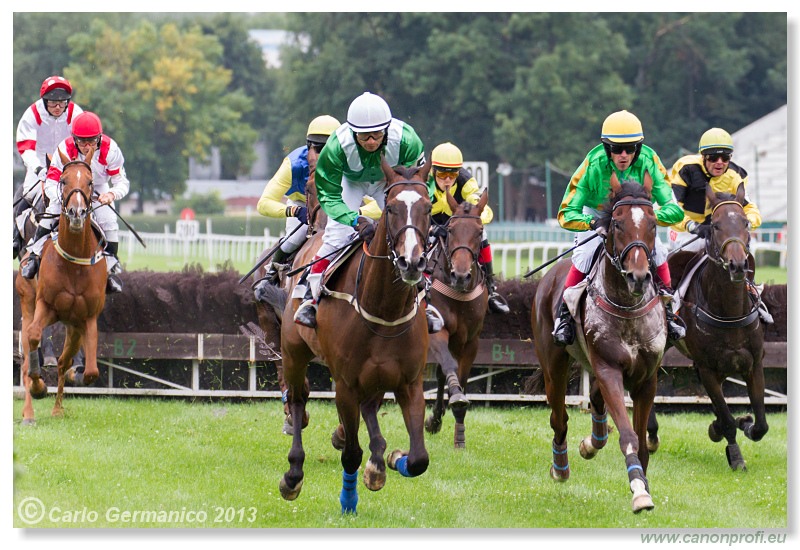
[13,12,786,215]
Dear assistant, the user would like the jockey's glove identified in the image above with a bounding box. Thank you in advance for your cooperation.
[35,166,46,180]
[354,215,376,244]
[286,205,308,225]
[431,223,448,240]
[687,221,710,238]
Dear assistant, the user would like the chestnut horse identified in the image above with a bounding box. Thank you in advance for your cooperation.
[649,184,767,470]
[275,157,432,514]
[532,174,666,513]
[16,150,107,424]
[424,189,489,448]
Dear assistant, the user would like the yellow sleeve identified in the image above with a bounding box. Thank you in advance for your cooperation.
[359,196,383,220]
[257,157,294,218]
[459,177,494,224]
[744,203,762,229]
[430,186,453,217]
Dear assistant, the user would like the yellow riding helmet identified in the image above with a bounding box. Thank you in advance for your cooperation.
[306,115,341,145]
[698,128,734,156]
[431,142,463,170]
[600,110,644,144]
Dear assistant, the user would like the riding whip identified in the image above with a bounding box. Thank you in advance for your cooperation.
[93,195,147,248]
[666,234,702,258]
[523,232,601,278]
[238,222,305,284]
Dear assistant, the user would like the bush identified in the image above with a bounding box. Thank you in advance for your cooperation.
[172,191,227,215]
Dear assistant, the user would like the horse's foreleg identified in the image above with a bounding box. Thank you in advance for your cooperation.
[278,349,312,503]
[26,306,57,401]
[451,345,478,449]
[54,326,83,418]
[739,359,769,442]
[389,377,429,479]
[425,365,445,434]
[646,405,660,453]
[631,374,657,474]
[335,385,363,514]
[580,378,608,459]
[542,350,571,481]
[697,366,744,470]
[40,324,58,368]
[73,318,100,386]
[360,395,387,492]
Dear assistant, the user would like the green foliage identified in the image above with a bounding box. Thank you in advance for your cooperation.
[171,191,226,215]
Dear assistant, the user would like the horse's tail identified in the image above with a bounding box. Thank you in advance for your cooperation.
[258,284,289,320]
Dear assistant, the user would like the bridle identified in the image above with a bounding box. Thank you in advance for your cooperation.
[603,198,656,276]
[381,180,430,269]
[705,200,751,270]
[59,160,95,226]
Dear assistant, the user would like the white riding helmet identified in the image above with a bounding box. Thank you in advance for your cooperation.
[347,92,392,133]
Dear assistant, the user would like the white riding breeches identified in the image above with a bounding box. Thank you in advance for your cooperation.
[316,177,387,259]
[280,198,308,254]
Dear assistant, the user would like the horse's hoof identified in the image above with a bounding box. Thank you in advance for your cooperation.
[387,450,406,471]
[454,441,465,449]
[725,444,747,471]
[549,465,569,481]
[448,393,470,410]
[647,436,660,453]
[66,367,84,386]
[21,418,36,427]
[708,422,724,442]
[363,461,386,492]
[736,415,754,430]
[282,416,293,436]
[425,414,442,434]
[28,378,48,400]
[43,355,58,368]
[331,425,345,451]
[278,476,303,501]
[632,493,655,513]
[579,436,598,460]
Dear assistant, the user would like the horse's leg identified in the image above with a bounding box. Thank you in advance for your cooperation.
[26,305,58,402]
[360,394,387,492]
[40,324,58,368]
[18,296,43,424]
[646,405,660,453]
[68,319,99,386]
[594,364,654,513]
[335,384,363,514]
[738,358,769,442]
[452,340,479,449]
[631,374,657,475]
[425,364,446,435]
[388,377,430,478]
[579,378,609,459]
[542,348,571,481]
[278,347,313,502]
[697,366,745,470]
[54,325,83,418]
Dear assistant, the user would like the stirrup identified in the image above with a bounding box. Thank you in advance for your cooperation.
[552,302,575,346]
[294,299,318,328]
[488,292,510,314]
[425,304,444,333]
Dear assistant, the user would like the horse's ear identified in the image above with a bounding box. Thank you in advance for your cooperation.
[476,188,489,213]
[307,146,320,174]
[84,148,95,165]
[705,182,718,207]
[643,170,653,196]
[381,153,398,184]
[445,187,459,212]
[609,171,622,195]
[58,149,69,166]
[735,181,747,204]
[418,156,432,182]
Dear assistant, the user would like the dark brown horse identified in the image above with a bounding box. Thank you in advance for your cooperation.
[274,157,432,514]
[650,184,767,470]
[16,150,107,424]
[424,189,489,448]
[532,173,665,513]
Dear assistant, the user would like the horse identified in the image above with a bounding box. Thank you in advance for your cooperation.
[531,173,665,513]
[647,184,767,470]
[15,149,107,424]
[267,156,432,514]
[423,189,490,448]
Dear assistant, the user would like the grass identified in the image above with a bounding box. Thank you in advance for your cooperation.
[13,397,787,529]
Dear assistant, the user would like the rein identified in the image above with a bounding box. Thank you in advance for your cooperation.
[706,200,751,270]
[602,198,656,275]
[690,259,760,329]
[52,159,105,266]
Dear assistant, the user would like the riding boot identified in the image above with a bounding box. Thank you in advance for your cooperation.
[21,225,51,279]
[658,286,686,341]
[552,298,576,347]
[747,281,774,324]
[425,303,445,333]
[12,196,31,260]
[294,273,321,328]
[104,242,123,294]
[483,261,510,314]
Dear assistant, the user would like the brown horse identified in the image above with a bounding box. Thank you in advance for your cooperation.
[424,189,489,448]
[532,174,665,513]
[649,184,767,470]
[15,150,107,424]
[273,157,432,513]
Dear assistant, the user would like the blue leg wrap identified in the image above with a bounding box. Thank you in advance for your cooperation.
[339,470,359,514]
[395,455,412,477]
[281,389,289,403]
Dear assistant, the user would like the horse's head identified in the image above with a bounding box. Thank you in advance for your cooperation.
[444,189,487,290]
[597,172,657,296]
[58,149,94,233]
[379,156,432,285]
[705,183,750,283]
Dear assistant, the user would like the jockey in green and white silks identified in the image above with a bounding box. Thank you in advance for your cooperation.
[293,92,426,329]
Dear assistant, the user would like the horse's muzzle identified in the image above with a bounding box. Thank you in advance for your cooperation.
[625,270,652,297]
[395,255,427,285]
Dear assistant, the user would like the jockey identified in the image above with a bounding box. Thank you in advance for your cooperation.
[21,111,130,295]
[292,91,433,330]
[428,142,510,314]
[14,76,84,259]
[668,127,772,323]
[552,110,686,346]
[252,114,341,300]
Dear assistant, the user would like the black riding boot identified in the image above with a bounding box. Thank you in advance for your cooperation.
[21,224,51,279]
[12,195,30,260]
[747,281,774,324]
[658,286,686,341]
[293,270,319,328]
[105,241,123,294]
[255,248,291,302]
[552,298,576,347]
[483,261,510,314]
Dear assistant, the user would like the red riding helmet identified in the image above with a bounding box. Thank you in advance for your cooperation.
[40,75,73,101]
[72,112,103,139]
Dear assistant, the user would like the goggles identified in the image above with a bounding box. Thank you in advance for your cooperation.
[608,143,638,155]
[704,153,732,163]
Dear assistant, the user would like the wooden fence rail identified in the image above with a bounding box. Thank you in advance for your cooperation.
[12,331,786,407]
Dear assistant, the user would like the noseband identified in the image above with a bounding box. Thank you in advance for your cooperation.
[604,198,655,275]
[706,200,750,269]
[382,180,430,266]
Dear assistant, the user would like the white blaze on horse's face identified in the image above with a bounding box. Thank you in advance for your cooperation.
[396,189,423,253]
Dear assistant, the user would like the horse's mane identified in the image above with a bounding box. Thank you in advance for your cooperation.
[594,180,652,229]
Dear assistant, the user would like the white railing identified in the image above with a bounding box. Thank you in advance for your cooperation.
[118,225,786,278]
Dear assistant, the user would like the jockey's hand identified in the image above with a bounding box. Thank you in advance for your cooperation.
[687,221,710,238]
[431,223,448,240]
[589,217,607,237]
[355,216,376,244]
[290,206,308,225]
[97,192,115,205]
[35,166,46,181]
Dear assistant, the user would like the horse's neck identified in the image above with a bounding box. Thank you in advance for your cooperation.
[598,255,650,306]
[698,262,748,315]
[357,225,417,314]
[57,214,98,257]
